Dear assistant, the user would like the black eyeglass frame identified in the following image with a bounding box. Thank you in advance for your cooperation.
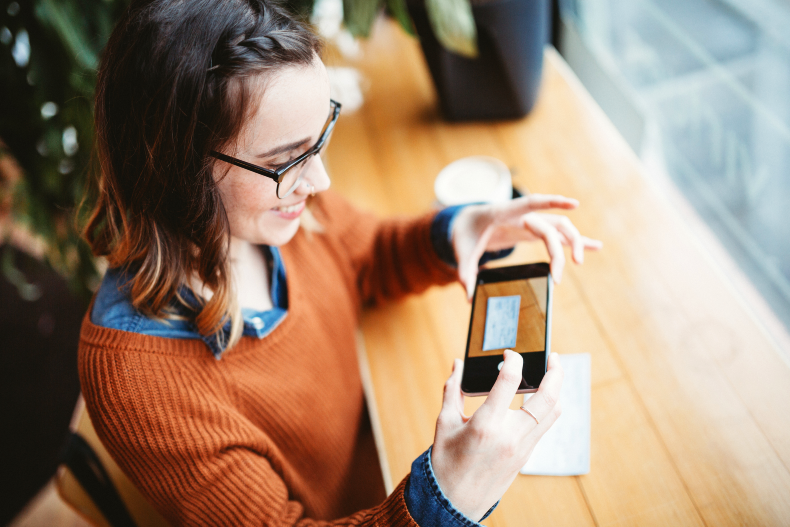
[209,99,341,198]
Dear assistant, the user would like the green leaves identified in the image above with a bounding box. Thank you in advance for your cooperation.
[0,0,129,297]
[343,0,384,37]
[340,0,477,54]
[35,0,99,71]
[386,0,414,36]
[425,0,477,57]
[304,0,477,56]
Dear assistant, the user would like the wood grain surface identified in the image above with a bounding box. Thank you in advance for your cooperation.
[324,18,790,527]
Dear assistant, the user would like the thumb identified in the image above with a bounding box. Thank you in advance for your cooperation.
[439,359,466,427]
[456,228,491,301]
[459,263,478,301]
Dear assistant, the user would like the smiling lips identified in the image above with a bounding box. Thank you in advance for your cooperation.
[271,200,306,220]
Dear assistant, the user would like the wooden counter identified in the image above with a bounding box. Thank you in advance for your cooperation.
[324,19,790,527]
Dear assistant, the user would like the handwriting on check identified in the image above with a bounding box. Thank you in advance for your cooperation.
[482,295,521,351]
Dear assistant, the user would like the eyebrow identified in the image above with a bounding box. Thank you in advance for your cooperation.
[256,138,311,159]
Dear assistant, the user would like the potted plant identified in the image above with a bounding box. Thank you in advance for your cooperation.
[294,0,550,121]
[1,0,129,296]
[1,2,134,521]
[406,0,550,121]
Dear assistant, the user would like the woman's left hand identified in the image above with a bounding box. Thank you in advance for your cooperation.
[451,194,603,299]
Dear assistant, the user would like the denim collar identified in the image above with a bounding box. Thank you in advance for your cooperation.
[182,245,289,359]
[92,246,289,360]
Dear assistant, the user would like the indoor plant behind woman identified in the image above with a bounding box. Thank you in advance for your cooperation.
[80,0,602,525]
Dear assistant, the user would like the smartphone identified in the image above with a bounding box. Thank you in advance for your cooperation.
[461,263,553,396]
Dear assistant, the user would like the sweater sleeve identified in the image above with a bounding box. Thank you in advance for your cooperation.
[79,342,419,527]
[310,192,459,307]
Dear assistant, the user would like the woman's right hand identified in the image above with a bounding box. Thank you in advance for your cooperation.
[431,350,564,521]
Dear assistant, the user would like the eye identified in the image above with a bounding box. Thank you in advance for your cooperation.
[264,154,297,170]
[263,139,315,169]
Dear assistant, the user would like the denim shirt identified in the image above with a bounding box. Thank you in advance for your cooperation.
[91,205,511,526]
[93,245,290,358]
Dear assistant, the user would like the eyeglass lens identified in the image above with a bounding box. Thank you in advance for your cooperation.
[276,121,336,199]
[277,157,311,199]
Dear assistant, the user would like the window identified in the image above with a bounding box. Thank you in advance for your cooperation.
[559,0,790,331]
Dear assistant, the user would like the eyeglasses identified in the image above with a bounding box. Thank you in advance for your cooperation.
[210,99,341,199]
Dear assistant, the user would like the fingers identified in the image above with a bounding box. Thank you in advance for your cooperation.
[537,215,604,265]
[582,236,604,251]
[492,194,578,223]
[452,210,493,300]
[521,353,564,425]
[523,214,566,283]
[501,194,579,217]
[479,349,524,420]
[439,359,466,428]
[552,216,585,264]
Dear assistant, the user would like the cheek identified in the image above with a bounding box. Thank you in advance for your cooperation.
[217,170,279,232]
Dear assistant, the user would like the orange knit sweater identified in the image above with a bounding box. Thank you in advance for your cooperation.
[78,192,459,526]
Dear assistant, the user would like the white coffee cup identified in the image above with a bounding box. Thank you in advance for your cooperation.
[434,156,512,206]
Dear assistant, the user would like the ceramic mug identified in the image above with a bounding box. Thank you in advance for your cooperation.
[434,156,512,206]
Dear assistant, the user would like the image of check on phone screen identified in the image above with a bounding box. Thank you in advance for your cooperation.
[461,263,552,396]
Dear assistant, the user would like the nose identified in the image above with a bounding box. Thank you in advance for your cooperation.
[294,155,331,197]
[308,155,331,192]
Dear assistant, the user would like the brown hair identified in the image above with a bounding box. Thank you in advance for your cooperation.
[84,0,321,349]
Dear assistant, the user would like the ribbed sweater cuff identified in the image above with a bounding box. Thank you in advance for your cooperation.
[376,477,421,526]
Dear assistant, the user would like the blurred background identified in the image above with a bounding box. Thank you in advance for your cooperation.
[2,0,788,523]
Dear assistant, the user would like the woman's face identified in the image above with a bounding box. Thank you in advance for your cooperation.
[215,56,332,247]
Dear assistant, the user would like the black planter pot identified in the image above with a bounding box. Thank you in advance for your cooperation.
[407,0,550,121]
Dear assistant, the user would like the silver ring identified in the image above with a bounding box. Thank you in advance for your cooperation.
[519,405,539,424]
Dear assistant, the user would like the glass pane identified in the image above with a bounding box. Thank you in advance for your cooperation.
[561,0,790,330]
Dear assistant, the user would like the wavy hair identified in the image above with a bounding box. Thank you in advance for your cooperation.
[84,0,321,349]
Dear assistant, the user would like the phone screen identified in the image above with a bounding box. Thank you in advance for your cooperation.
[469,276,548,357]
[462,264,552,395]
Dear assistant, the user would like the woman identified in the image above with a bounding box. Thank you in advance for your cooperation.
[80,0,602,525]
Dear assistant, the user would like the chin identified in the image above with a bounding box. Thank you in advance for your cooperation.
[259,218,302,247]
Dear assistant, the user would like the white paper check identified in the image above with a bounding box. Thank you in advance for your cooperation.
[520,353,591,476]
[482,295,521,351]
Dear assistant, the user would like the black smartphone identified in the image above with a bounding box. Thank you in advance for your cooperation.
[461,263,553,396]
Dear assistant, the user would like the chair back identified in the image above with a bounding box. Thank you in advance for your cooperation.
[56,396,170,527]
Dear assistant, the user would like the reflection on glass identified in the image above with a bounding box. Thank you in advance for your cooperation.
[561,0,790,329]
